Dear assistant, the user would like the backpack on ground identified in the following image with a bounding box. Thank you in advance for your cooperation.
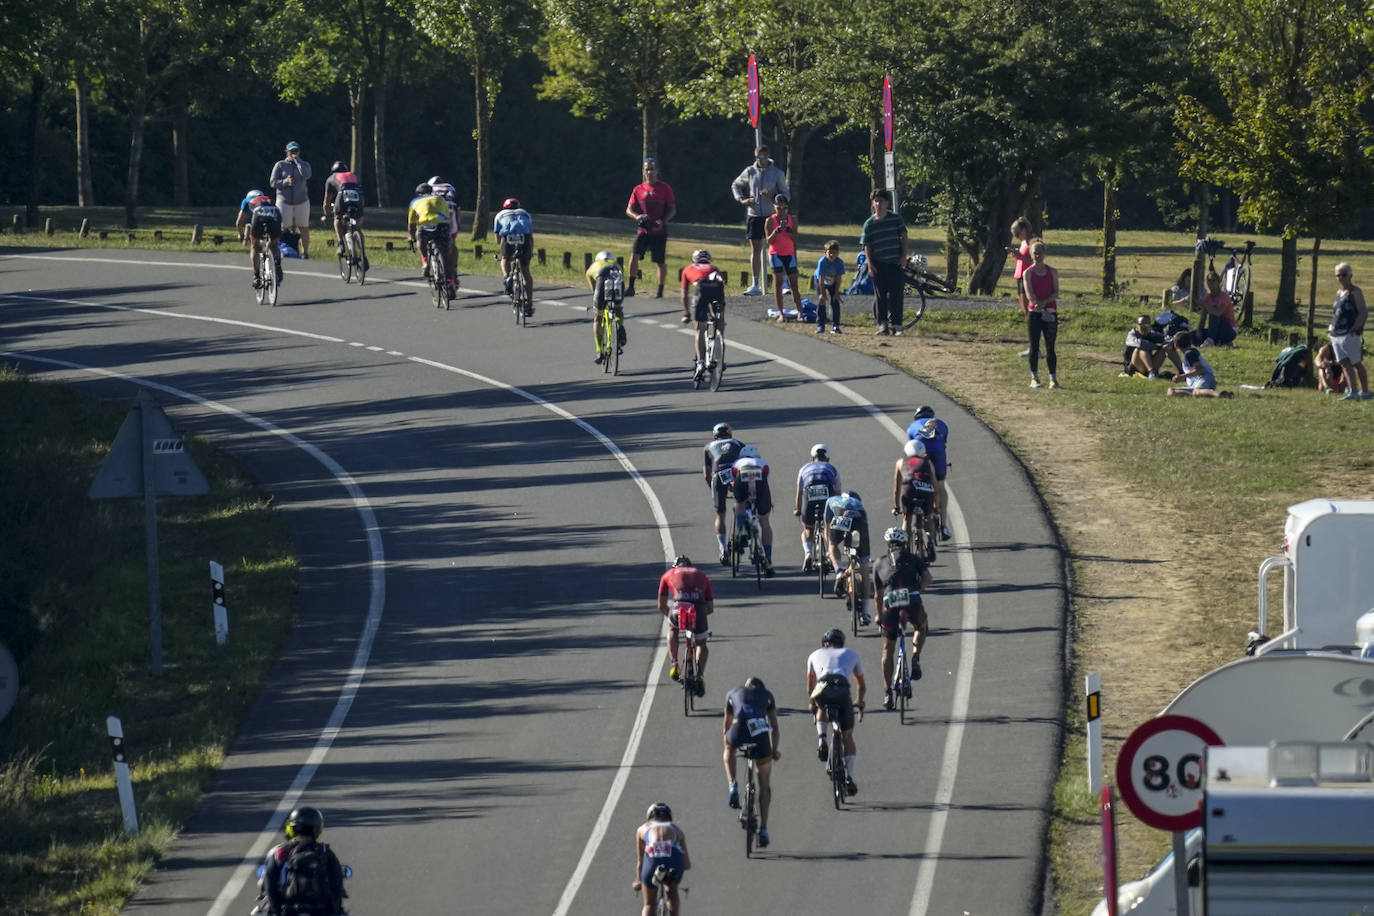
[1266,345,1314,388]
[282,842,332,910]
[1154,310,1191,340]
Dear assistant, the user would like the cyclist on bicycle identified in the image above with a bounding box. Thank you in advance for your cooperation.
[730,444,775,577]
[407,183,456,296]
[793,443,842,573]
[905,405,952,540]
[493,196,534,317]
[806,628,866,795]
[680,249,727,382]
[658,555,713,696]
[824,490,872,623]
[634,802,691,916]
[588,250,628,364]
[235,189,282,289]
[723,676,780,848]
[893,438,939,555]
[427,176,463,290]
[874,527,932,709]
[702,422,743,565]
[321,162,365,262]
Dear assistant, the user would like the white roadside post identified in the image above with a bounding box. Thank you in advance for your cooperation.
[1086,671,1102,793]
[107,715,139,834]
[210,561,228,645]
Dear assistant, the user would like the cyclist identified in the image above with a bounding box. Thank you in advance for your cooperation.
[793,444,842,572]
[493,196,534,317]
[258,805,346,916]
[587,250,627,364]
[633,802,691,916]
[428,175,462,289]
[824,490,872,623]
[893,438,939,556]
[680,249,727,382]
[321,161,365,264]
[806,628,866,796]
[658,555,713,696]
[407,183,456,297]
[702,422,743,565]
[873,527,932,709]
[723,676,781,849]
[730,444,775,577]
[235,189,282,290]
[905,405,952,540]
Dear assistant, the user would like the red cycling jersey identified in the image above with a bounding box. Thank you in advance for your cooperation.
[681,262,719,290]
[659,566,713,606]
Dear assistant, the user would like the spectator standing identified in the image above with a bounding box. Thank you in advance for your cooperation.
[1023,239,1060,389]
[731,146,789,296]
[766,194,803,321]
[625,157,676,299]
[1197,270,1237,347]
[860,189,908,336]
[813,240,845,334]
[1330,262,1371,400]
[270,141,313,259]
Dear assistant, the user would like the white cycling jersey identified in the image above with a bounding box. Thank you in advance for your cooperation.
[806,646,863,682]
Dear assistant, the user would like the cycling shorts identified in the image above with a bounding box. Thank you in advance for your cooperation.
[879,594,927,640]
[499,236,532,263]
[249,207,282,239]
[733,480,772,516]
[334,189,364,220]
[801,499,828,527]
[633,233,667,263]
[640,855,684,888]
[769,253,797,272]
[711,475,731,514]
[830,520,869,558]
[727,719,774,759]
[417,222,451,251]
[901,484,935,514]
[814,678,855,731]
[693,286,725,325]
[669,607,710,641]
[924,443,948,479]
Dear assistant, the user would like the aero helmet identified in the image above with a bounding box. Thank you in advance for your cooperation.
[843,490,860,502]
[691,248,711,264]
[285,806,324,840]
[646,802,673,822]
[903,439,927,458]
[596,250,615,262]
[739,445,761,460]
[712,422,732,438]
[810,444,830,460]
[822,627,845,648]
[914,405,935,420]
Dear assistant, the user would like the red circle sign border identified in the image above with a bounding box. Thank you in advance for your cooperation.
[1115,714,1223,832]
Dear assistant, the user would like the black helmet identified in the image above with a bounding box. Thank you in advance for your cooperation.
[646,801,672,822]
[330,161,348,173]
[844,491,861,502]
[415,182,432,196]
[712,422,731,438]
[285,805,324,840]
[673,555,692,568]
[745,676,767,691]
[822,627,845,647]
[914,405,935,420]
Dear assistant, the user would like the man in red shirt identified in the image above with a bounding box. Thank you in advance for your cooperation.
[658,555,714,695]
[625,157,677,299]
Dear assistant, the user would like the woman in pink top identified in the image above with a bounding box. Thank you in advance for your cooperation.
[1005,217,1034,313]
[1197,270,1237,347]
[766,194,803,319]
[1023,238,1060,389]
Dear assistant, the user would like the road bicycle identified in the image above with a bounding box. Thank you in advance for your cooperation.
[802,494,830,597]
[901,254,956,329]
[732,494,766,589]
[819,700,862,809]
[336,215,366,286]
[673,603,701,716]
[886,602,915,722]
[595,299,624,376]
[1197,236,1254,319]
[497,245,531,326]
[419,232,453,309]
[694,301,726,391]
[736,743,760,857]
[829,518,864,634]
[647,863,685,916]
[898,483,938,564]
[252,237,280,307]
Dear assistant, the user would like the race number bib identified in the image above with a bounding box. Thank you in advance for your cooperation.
[746,716,772,736]
[646,840,673,858]
[337,189,362,206]
[807,484,830,501]
[830,514,854,532]
[506,232,525,245]
[912,481,935,492]
[717,468,734,485]
[738,466,764,482]
[255,205,281,220]
[885,588,911,608]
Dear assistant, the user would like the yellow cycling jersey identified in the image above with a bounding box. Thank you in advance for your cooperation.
[586,257,617,290]
[408,195,450,227]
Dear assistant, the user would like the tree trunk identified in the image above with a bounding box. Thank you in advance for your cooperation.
[1306,237,1321,347]
[783,123,812,215]
[968,186,1024,295]
[1191,184,1210,308]
[1101,161,1118,298]
[75,74,94,207]
[171,85,190,206]
[945,225,959,290]
[348,81,365,185]
[1023,172,1044,238]
[472,60,491,241]
[1273,232,1299,321]
[640,97,660,162]
[125,89,147,228]
[24,71,43,226]
[373,87,389,208]
[869,120,882,190]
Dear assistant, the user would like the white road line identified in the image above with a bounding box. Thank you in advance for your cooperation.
[0,349,387,916]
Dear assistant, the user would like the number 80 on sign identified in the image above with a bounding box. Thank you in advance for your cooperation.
[1115,714,1223,832]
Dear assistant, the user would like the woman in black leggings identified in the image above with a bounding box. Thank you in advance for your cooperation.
[1022,239,1060,389]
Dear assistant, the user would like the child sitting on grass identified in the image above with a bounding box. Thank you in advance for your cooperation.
[1166,331,1233,398]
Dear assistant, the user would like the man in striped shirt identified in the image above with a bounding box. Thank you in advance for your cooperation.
[860,189,909,336]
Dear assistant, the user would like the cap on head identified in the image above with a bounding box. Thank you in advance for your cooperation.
[415,182,432,196]
[643,157,656,167]
[285,141,300,152]
[246,189,265,200]
[596,250,615,262]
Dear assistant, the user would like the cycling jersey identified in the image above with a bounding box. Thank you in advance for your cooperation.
[725,683,776,758]
[731,455,772,515]
[492,207,533,239]
[659,566,713,607]
[796,461,841,500]
[824,494,869,557]
[589,262,625,309]
[638,821,685,887]
[807,645,864,683]
[408,194,450,227]
[241,194,274,214]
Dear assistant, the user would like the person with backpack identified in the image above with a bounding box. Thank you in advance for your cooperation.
[261,806,346,916]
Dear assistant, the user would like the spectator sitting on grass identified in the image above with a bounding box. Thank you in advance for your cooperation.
[1168,268,1193,312]
[1121,314,1181,379]
[1197,270,1238,347]
[1317,342,1346,394]
[1166,331,1232,397]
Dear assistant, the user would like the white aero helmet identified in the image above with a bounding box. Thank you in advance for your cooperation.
[903,439,927,458]
[810,444,830,460]
[691,248,712,263]
[739,444,761,460]
[596,250,614,262]
[884,526,908,546]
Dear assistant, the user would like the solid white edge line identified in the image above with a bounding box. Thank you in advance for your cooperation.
[0,349,387,916]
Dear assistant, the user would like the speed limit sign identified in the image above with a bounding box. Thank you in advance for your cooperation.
[1115,714,1223,832]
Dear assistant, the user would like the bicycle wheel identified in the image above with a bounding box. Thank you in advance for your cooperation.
[611,319,621,376]
[254,249,268,306]
[897,644,908,722]
[919,270,955,295]
[816,526,827,597]
[924,519,937,563]
[601,315,613,374]
[513,272,527,326]
[337,239,351,282]
[731,520,742,578]
[681,647,693,717]
[266,259,279,307]
[1231,264,1251,315]
[708,330,725,391]
[849,570,860,635]
[830,729,845,809]
[429,246,444,309]
[904,285,927,328]
[742,767,757,857]
[353,231,366,286]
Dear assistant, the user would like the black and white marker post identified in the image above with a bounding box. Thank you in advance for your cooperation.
[107,715,139,833]
[210,561,227,645]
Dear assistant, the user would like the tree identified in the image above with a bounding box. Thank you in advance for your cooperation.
[409,0,540,238]
[1175,0,1374,320]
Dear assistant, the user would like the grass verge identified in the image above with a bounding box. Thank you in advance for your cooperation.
[0,367,298,915]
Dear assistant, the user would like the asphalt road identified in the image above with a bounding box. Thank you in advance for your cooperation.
[0,248,1065,916]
